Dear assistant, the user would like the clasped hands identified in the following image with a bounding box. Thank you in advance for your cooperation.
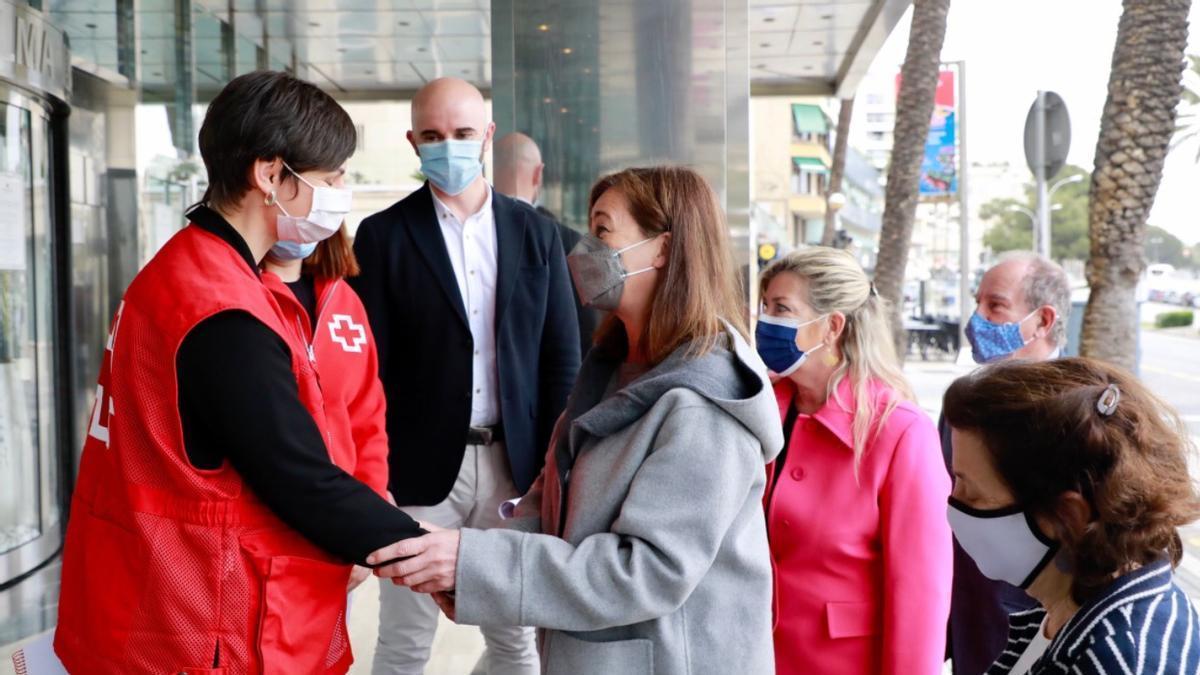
[367,522,461,621]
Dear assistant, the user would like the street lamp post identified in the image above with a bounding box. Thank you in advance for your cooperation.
[1010,203,1062,252]
[1049,173,1085,201]
[1035,174,1085,256]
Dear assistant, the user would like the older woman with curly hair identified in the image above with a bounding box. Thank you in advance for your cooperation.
[944,357,1200,675]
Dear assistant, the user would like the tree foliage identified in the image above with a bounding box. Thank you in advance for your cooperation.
[980,165,1090,261]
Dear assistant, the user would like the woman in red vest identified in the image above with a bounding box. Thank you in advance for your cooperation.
[55,71,423,674]
[261,225,391,592]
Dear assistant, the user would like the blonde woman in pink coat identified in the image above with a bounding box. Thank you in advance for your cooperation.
[755,248,952,675]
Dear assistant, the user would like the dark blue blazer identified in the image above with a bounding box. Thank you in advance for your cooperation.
[350,184,581,505]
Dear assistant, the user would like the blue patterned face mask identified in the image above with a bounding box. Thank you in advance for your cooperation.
[965,310,1038,364]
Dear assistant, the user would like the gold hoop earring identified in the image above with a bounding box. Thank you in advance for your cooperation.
[264,190,277,207]
[823,349,840,367]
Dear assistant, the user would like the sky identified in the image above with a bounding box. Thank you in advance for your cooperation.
[865,0,1200,245]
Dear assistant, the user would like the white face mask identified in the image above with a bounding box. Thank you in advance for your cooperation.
[274,161,353,244]
[947,498,1060,589]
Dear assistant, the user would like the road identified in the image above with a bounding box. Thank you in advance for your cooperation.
[1140,327,1200,439]
[1140,328,1200,596]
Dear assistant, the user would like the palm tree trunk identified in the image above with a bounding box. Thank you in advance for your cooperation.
[872,0,952,361]
[822,97,855,246]
[1081,0,1190,371]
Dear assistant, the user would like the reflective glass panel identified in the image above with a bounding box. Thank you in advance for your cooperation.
[0,102,41,555]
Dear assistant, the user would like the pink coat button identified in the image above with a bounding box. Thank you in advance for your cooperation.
[790,466,806,481]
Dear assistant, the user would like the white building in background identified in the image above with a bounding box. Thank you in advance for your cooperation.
[751,97,836,250]
[750,96,885,270]
[839,146,885,270]
[967,160,1029,263]
[849,72,896,174]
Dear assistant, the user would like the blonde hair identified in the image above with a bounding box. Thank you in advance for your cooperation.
[759,247,914,468]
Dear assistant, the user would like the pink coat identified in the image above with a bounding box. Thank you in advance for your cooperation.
[767,377,952,675]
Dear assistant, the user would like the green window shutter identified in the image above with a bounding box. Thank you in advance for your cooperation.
[792,156,830,174]
[791,104,830,136]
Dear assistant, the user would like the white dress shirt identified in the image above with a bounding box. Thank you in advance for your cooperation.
[431,186,500,426]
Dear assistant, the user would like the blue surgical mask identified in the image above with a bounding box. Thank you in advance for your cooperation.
[270,240,317,261]
[418,139,484,195]
[755,313,827,376]
[965,310,1038,364]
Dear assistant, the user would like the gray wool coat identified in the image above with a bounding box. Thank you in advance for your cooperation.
[453,323,784,675]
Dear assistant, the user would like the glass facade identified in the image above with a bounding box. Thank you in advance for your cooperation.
[0,102,40,557]
[0,76,62,641]
[493,0,750,232]
[492,0,752,297]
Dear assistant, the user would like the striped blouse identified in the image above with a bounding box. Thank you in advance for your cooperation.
[986,558,1200,675]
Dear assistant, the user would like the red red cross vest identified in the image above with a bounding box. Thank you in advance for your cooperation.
[261,272,389,500]
[55,224,354,674]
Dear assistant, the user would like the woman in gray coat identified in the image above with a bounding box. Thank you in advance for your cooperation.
[370,166,784,674]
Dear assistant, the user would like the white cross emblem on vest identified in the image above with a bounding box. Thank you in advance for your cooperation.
[328,314,367,353]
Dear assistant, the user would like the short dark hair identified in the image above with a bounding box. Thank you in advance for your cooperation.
[198,70,356,211]
[943,357,1200,604]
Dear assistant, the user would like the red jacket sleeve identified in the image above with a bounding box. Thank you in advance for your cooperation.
[342,284,391,498]
[880,410,953,674]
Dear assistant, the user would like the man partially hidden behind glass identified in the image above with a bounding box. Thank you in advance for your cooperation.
[493,131,602,359]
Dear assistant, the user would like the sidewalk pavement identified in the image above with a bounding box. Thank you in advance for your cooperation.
[348,577,484,674]
[902,352,973,421]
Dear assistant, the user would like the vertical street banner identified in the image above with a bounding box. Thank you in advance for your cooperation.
[898,68,958,198]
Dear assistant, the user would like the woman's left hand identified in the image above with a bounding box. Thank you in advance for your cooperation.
[367,529,462,594]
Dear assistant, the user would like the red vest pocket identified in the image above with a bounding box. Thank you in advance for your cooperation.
[825,600,879,639]
[57,510,147,661]
[256,554,351,674]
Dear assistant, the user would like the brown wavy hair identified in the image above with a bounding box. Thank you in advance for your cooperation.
[943,357,1200,604]
[589,167,747,364]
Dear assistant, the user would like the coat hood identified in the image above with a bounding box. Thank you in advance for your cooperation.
[567,322,784,463]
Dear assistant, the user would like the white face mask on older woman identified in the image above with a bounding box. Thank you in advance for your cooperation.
[946,498,1060,588]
